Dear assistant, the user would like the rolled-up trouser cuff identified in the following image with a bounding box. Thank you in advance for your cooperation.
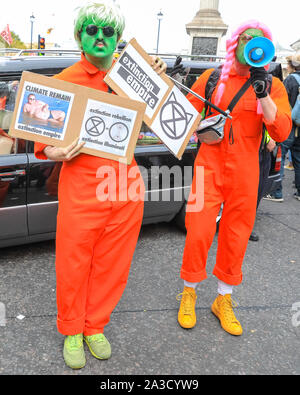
[180,267,207,284]
[84,327,104,336]
[213,266,243,286]
[57,314,85,336]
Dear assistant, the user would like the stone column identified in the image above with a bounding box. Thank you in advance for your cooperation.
[186,0,228,57]
[201,0,220,10]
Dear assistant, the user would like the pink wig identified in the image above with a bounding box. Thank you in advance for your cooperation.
[215,20,273,106]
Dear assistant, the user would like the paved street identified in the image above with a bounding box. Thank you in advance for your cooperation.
[0,170,299,376]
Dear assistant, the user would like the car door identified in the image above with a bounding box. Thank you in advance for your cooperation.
[0,81,28,241]
[26,143,59,236]
[135,122,196,224]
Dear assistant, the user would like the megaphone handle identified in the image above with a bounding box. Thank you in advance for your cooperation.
[253,80,266,95]
[203,99,232,119]
[169,76,232,119]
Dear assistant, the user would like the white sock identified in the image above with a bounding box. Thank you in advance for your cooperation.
[184,280,198,289]
[218,280,233,296]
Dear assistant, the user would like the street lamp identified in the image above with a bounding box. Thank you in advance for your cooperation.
[156,10,163,54]
[30,13,35,49]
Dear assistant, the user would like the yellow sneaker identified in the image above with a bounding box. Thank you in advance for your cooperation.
[84,334,111,360]
[211,294,243,336]
[177,287,197,329]
[63,334,86,369]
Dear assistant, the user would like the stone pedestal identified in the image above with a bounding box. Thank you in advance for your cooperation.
[186,0,228,57]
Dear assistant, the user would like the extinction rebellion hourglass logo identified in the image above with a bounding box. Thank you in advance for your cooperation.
[85,116,106,137]
[85,116,129,143]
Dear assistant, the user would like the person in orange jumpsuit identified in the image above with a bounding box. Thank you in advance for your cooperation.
[34,1,166,369]
[177,20,292,336]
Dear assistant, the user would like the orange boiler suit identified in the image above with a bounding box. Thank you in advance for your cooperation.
[181,67,291,286]
[35,54,145,336]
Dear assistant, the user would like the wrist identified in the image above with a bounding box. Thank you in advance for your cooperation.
[43,146,54,159]
[257,92,268,99]
[43,146,51,154]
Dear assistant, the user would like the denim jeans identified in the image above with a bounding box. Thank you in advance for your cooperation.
[274,124,300,197]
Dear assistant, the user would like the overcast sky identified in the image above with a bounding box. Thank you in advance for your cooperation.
[0,0,299,53]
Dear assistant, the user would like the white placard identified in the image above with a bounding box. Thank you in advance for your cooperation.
[151,86,200,157]
[79,99,138,157]
[14,81,74,141]
[105,39,202,159]
[108,44,169,119]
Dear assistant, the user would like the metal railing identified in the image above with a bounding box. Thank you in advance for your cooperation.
[0,48,81,58]
[148,52,225,62]
[0,47,225,62]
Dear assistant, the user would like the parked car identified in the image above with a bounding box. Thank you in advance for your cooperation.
[0,49,282,247]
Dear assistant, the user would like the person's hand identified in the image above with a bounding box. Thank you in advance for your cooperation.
[266,138,276,152]
[170,56,185,77]
[43,138,85,162]
[249,67,269,99]
[169,56,190,85]
[150,55,167,75]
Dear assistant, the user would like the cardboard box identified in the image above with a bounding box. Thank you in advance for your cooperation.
[9,71,146,164]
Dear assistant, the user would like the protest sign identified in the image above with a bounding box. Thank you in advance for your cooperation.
[9,71,146,164]
[104,39,201,160]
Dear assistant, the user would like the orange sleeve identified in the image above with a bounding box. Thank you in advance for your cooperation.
[263,77,292,143]
[34,142,49,160]
[34,73,68,160]
[186,68,215,113]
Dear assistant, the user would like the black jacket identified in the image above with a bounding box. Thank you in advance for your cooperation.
[283,71,300,108]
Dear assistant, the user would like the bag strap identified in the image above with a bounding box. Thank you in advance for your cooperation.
[203,74,251,145]
[292,73,300,86]
[203,72,271,146]
[205,69,221,117]
[205,72,273,114]
[227,78,252,113]
[205,71,251,117]
[227,79,252,145]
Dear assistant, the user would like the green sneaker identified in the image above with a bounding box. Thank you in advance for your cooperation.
[84,334,111,360]
[63,334,86,369]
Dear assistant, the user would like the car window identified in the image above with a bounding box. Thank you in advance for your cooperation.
[0,80,26,155]
[137,122,163,146]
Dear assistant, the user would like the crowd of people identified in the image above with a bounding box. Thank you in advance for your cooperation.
[29,0,298,370]
[264,54,300,202]
[248,53,300,242]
